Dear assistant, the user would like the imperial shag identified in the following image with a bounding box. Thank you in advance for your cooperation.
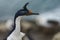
[5,2,39,40]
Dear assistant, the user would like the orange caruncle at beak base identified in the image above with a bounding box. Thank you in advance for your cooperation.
[29,10,32,14]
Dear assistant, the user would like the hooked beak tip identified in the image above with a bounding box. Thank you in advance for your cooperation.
[31,13,39,15]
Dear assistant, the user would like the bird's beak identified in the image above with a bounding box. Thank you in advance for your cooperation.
[31,13,39,15]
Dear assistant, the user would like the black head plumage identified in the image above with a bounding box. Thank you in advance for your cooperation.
[14,2,30,20]
[15,2,39,19]
[23,2,29,11]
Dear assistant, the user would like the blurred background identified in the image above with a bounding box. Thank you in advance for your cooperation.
[0,0,60,40]
[0,0,60,20]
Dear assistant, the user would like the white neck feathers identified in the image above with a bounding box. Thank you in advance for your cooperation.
[7,16,25,40]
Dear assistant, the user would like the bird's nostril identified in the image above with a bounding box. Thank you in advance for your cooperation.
[47,20,59,25]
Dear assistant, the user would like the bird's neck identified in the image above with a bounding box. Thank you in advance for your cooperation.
[13,16,22,36]
[7,16,25,40]
[15,16,22,31]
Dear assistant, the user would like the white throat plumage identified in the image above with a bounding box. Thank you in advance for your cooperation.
[7,16,25,40]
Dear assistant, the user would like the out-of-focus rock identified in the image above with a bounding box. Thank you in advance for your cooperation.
[0,19,13,32]
[52,32,60,40]
[0,19,13,40]
[21,19,37,33]
[5,19,13,31]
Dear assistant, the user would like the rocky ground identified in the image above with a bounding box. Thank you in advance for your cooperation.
[0,20,60,40]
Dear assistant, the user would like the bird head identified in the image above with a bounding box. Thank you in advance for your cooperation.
[15,2,39,17]
[22,2,39,16]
